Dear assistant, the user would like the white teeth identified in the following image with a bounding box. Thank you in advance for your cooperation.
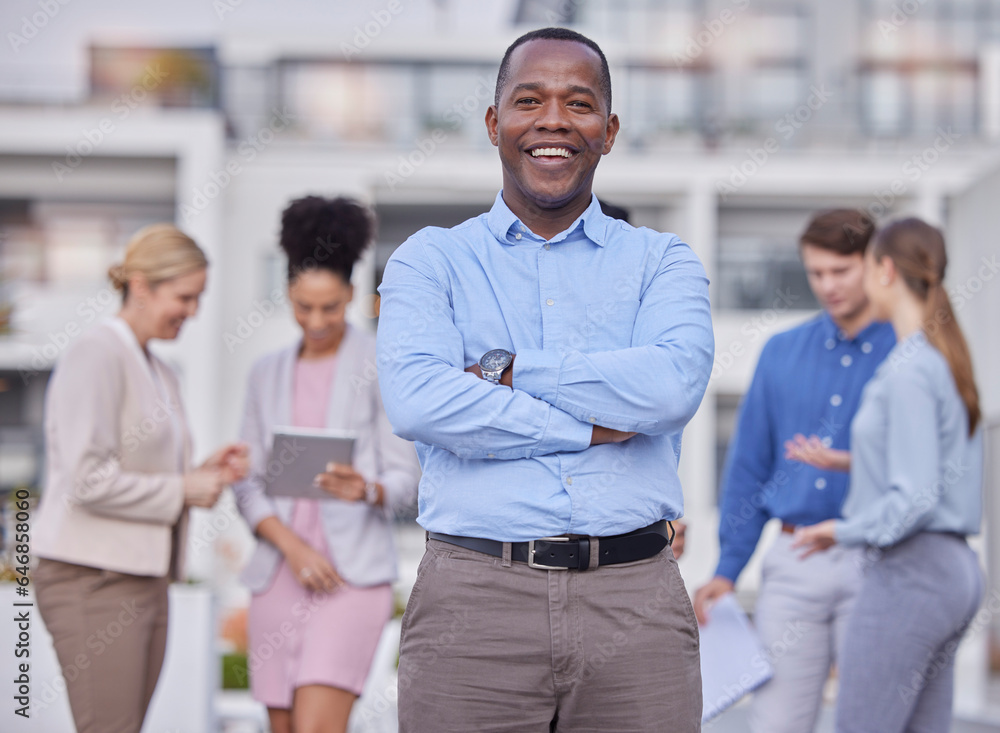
[530,147,572,158]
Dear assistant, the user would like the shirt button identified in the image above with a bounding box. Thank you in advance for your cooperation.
[566,477,573,485]
[862,342,873,354]
[830,394,842,406]
[825,339,836,350]
[520,225,526,232]
[546,298,554,306]
[815,478,827,490]
[588,417,596,423]
[841,355,853,367]
[487,453,495,458]
[821,436,833,447]
[544,244,551,250]
[515,233,522,240]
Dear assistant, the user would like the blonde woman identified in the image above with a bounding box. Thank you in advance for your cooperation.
[32,224,248,733]
[234,196,419,733]
[791,218,983,732]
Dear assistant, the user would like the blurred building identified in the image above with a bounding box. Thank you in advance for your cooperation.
[0,0,998,719]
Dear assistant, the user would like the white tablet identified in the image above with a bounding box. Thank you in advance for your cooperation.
[264,426,357,500]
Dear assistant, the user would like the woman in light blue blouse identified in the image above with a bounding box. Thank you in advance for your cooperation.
[790,217,983,733]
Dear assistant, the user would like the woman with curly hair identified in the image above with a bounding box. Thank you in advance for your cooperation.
[233,196,419,733]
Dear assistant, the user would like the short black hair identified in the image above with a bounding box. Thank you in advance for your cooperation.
[279,196,373,283]
[495,27,612,112]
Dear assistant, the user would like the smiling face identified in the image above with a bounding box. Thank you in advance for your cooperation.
[486,38,619,222]
[138,268,207,341]
[289,269,354,356]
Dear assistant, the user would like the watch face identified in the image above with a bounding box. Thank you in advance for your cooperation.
[480,349,512,372]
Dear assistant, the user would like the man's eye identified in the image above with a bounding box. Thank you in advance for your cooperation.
[516,98,538,105]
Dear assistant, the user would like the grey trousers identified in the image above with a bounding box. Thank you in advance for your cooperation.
[748,532,864,733]
[397,538,702,733]
[34,558,170,733]
[835,532,983,733]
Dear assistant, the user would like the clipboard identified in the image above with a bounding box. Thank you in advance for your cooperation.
[264,426,357,500]
[699,594,774,721]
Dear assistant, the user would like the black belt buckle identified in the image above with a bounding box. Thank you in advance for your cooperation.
[527,536,571,570]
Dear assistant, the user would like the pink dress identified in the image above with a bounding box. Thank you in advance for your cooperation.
[247,353,393,708]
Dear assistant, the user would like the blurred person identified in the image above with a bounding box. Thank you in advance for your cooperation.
[378,28,713,732]
[233,196,419,733]
[792,218,983,733]
[32,223,247,733]
[693,210,896,733]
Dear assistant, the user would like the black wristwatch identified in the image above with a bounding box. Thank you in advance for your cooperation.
[479,349,513,384]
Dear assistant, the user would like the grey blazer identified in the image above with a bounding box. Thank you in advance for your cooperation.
[234,324,420,592]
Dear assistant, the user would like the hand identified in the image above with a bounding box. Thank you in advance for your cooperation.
[590,425,637,445]
[670,520,687,560]
[201,442,250,483]
[784,434,850,472]
[283,538,343,593]
[313,462,367,502]
[182,468,227,508]
[693,576,734,626]
[791,520,838,559]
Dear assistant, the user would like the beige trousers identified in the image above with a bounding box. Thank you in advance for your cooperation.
[398,538,702,733]
[34,558,170,733]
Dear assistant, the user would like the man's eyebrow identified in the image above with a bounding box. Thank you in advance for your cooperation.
[509,82,599,98]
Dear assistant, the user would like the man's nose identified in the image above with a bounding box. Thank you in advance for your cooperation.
[534,99,570,130]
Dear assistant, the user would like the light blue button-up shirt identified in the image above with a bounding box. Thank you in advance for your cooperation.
[835,331,983,547]
[376,192,714,541]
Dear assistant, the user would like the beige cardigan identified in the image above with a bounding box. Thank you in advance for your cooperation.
[33,319,190,578]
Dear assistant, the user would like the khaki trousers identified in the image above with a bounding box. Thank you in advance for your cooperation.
[34,558,170,733]
[398,538,702,733]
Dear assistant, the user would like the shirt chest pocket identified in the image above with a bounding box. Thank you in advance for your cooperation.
[585,299,640,352]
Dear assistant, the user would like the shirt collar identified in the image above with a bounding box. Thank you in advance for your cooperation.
[486,191,609,247]
[819,311,890,344]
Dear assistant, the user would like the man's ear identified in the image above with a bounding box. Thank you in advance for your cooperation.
[485,105,499,147]
[602,112,620,155]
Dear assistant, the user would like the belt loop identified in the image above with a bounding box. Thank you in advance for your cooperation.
[589,537,600,569]
[501,542,512,568]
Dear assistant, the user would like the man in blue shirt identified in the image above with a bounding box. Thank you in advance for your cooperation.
[377,27,713,733]
[693,210,896,732]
